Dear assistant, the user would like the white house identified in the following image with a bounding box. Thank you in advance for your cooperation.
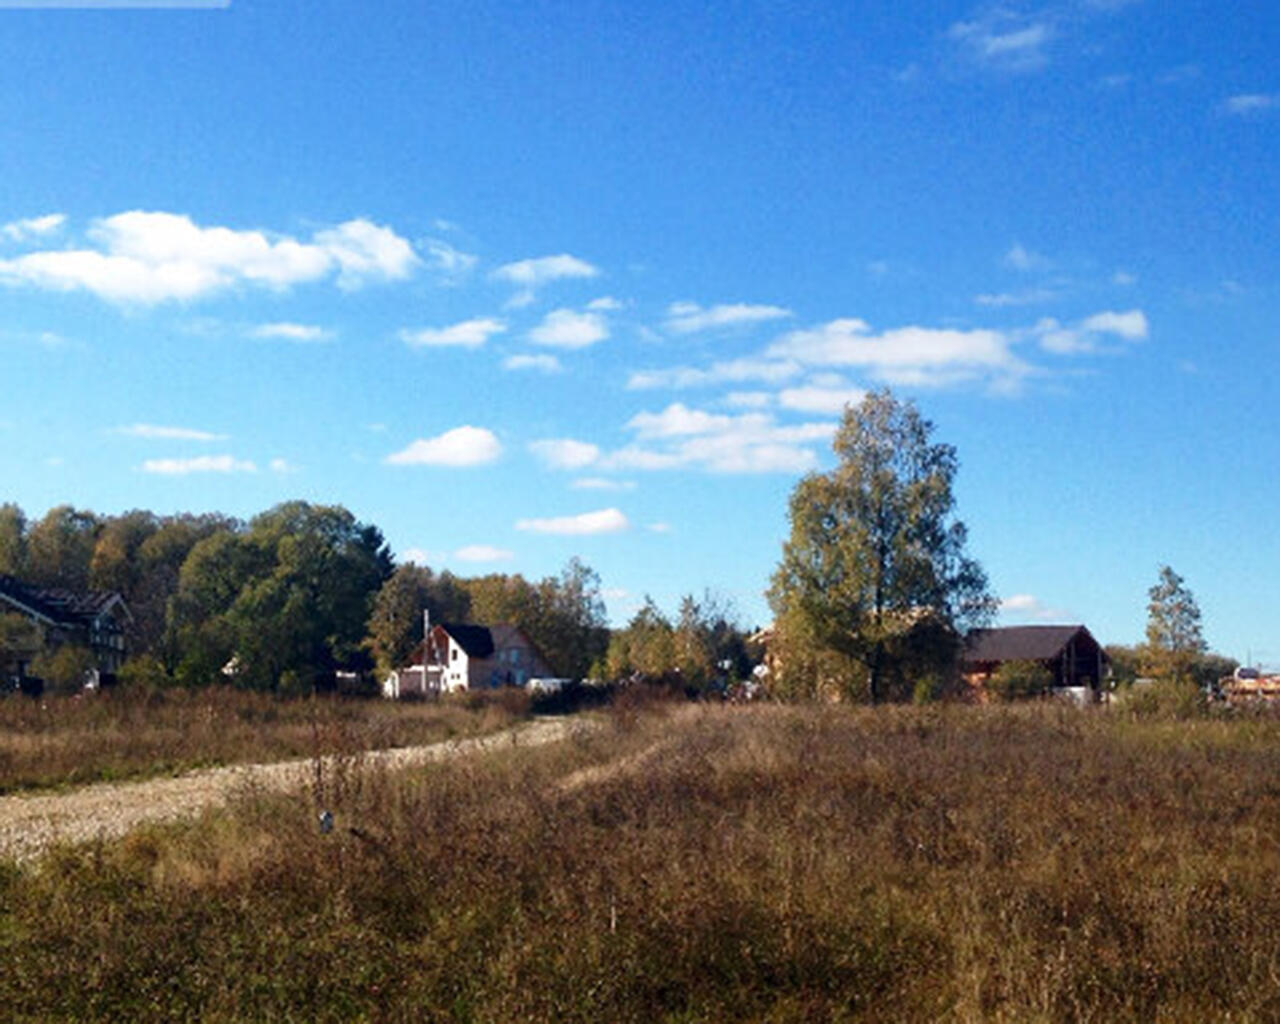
[382,622,554,698]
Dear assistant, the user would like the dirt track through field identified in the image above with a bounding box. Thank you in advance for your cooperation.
[0,717,584,865]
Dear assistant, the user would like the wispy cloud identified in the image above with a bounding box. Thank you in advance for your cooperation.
[269,458,299,474]
[0,211,418,305]
[529,308,609,349]
[664,301,792,334]
[502,353,562,373]
[421,238,478,281]
[385,426,502,467]
[1034,308,1148,354]
[1,213,65,243]
[141,454,257,475]
[453,544,514,563]
[999,593,1069,623]
[603,403,835,474]
[571,477,636,492]
[627,356,801,391]
[949,13,1053,72]
[250,322,333,342]
[975,287,1059,308]
[528,438,601,470]
[114,423,227,441]
[400,317,506,349]
[1003,243,1049,272]
[493,253,598,288]
[767,318,1029,390]
[1223,93,1280,116]
[515,507,630,536]
[777,383,868,415]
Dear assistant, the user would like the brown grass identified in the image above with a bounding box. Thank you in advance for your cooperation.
[3,701,1280,1021]
[0,685,530,793]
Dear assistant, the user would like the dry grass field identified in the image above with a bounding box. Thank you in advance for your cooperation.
[3,698,1280,1021]
[0,685,531,794]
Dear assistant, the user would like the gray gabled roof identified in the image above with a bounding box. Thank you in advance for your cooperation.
[0,575,129,629]
[963,625,1104,665]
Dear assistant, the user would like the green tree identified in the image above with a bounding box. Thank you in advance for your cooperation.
[768,390,994,703]
[0,611,43,680]
[1143,565,1206,683]
[987,659,1053,702]
[24,505,99,590]
[0,503,26,577]
[366,563,473,673]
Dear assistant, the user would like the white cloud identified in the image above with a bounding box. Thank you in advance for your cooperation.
[777,384,868,414]
[251,322,333,342]
[312,219,420,289]
[587,295,625,311]
[724,391,773,408]
[646,522,672,534]
[627,356,801,391]
[950,14,1053,72]
[975,287,1057,308]
[530,308,609,349]
[399,547,432,565]
[493,253,599,287]
[1034,309,1148,354]
[114,423,227,441]
[1224,93,1279,116]
[502,353,562,373]
[529,438,601,470]
[1003,243,1048,272]
[0,211,418,305]
[664,301,792,334]
[385,426,502,467]
[141,454,257,475]
[400,317,506,349]
[421,238,478,280]
[269,458,299,474]
[453,544,514,563]
[515,507,630,536]
[767,318,1028,389]
[571,477,636,492]
[1081,309,1148,340]
[1,214,65,243]
[605,403,834,474]
[1112,270,1137,286]
[999,593,1068,623]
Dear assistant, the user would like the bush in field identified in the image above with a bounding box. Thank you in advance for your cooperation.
[987,659,1052,701]
[118,655,171,691]
[29,644,96,695]
[1122,677,1207,719]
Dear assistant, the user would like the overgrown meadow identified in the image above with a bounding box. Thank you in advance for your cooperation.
[4,699,1280,1021]
[0,686,530,794]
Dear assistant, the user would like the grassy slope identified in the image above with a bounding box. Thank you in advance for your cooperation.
[3,701,1280,1021]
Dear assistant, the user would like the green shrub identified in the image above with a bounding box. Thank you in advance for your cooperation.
[987,659,1053,701]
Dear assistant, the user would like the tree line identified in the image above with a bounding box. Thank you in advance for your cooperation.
[0,499,758,695]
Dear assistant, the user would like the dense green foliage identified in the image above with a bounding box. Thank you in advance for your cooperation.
[769,390,994,702]
[986,658,1053,702]
[2,500,614,691]
[1143,565,1207,683]
[604,591,751,689]
[4,704,1280,1021]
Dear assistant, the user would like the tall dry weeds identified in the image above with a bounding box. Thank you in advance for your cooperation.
[3,702,1280,1021]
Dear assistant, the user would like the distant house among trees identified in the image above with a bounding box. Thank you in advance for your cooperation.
[962,625,1109,702]
[0,574,130,691]
[382,622,553,698]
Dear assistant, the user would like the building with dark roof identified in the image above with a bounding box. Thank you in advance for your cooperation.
[382,621,554,698]
[962,624,1109,700]
[0,575,131,689]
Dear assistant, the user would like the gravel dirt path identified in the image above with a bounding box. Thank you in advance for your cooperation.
[0,716,585,864]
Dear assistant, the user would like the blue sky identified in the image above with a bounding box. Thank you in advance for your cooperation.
[1,0,1277,663]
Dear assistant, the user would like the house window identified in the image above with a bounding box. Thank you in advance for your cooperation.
[451,648,458,662]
